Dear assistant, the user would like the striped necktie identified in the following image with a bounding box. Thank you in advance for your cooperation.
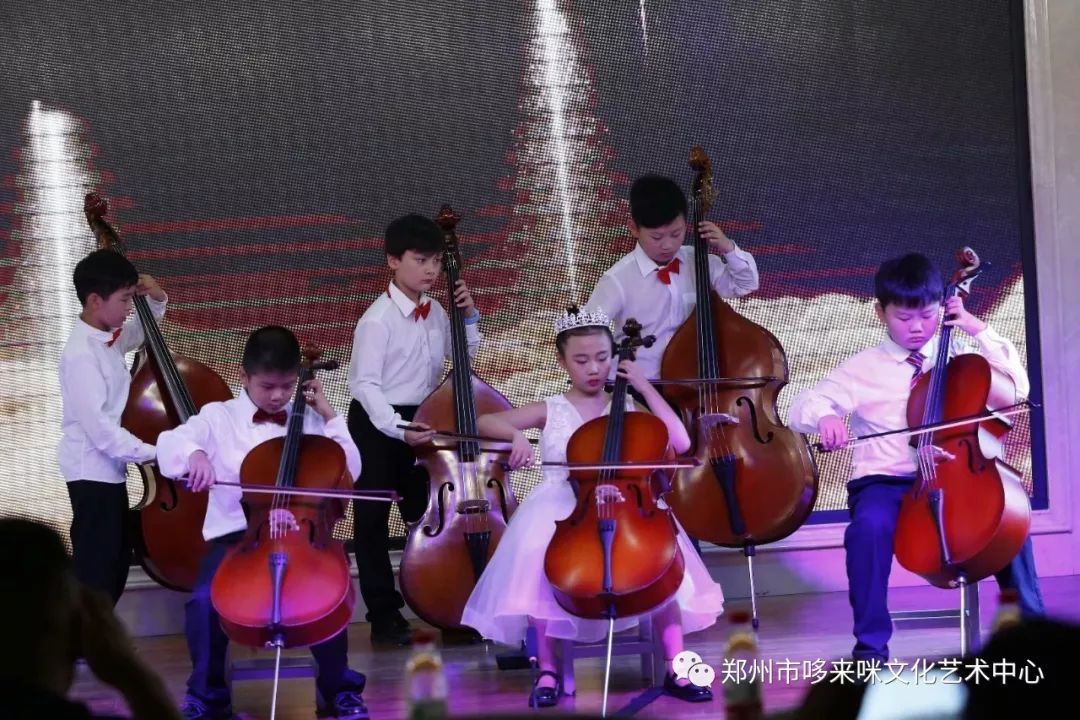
[906,351,925,389]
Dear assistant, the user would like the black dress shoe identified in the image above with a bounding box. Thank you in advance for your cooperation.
[528,669,561,708]
[371,621,412,646]
[316,690,369,719]
[663,672,713,702]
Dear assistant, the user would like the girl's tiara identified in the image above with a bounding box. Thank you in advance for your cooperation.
[554,306,613,335]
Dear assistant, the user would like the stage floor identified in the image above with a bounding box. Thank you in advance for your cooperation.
[69,574,1080,719]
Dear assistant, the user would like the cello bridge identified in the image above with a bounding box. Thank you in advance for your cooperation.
[595,484,626,507]
[699,412,739,427]
[457,499,491,515]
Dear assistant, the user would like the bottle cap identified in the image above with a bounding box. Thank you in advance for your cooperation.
[412,629,438,645]
[729,610,752,624]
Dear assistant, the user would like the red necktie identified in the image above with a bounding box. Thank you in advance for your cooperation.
[413,301,431,322]
[656,258,681,285]
[906,351,925,389]
[105,328,122,347]
[253,409,288,426]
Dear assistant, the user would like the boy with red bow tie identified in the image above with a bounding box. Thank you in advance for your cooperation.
[58,249,167,606]
[156,325,368,719]
[346,213,481,645]
[583,174,759,383]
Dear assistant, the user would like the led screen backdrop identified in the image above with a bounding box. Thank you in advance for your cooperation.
[0,0,1042,553]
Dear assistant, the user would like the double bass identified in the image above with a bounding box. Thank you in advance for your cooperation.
[544,318,684,715]
[398,205,519,631]
[84,193,232,592]
[894,248,1031,589]
[658,148,819,625]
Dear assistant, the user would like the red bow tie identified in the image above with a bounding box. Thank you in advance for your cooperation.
[253,409,288,426]
[105,328,122,347]
[413,301,431,322]
[656,258,681,285]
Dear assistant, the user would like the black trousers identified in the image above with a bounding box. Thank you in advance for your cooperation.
[845,474,1045,662]
[347,400,429,623]
[66,480,131,605]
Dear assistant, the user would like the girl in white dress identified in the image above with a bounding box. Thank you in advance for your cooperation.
[461,307,725,707]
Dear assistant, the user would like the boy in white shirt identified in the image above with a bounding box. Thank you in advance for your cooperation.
[583,174,760,381]
[346,213,480,645]
[583,174,760,554]
[787,252,1044,664]
[58,248,167,605]
[156,326,367,720]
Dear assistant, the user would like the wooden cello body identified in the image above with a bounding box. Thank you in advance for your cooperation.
[84,193,232,592]
[397,205,518,630]
[894,249,1031,588]
[210,347,356,648]
[544,319,685,620]
[659,149,818,548]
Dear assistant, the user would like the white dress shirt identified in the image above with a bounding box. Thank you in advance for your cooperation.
[57,297,167,483]
[155,390,363,541]
[583,242,759,379]
[347,281,481,441]
[787,326,1029,482]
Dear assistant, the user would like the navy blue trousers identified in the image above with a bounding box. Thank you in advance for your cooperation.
[185,532,365,709]
[844,474,1044,662]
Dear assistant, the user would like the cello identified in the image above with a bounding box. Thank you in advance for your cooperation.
[398,204,519,631]
[893,248,1031,593]
[658,147,818,626]
[208,345,392,719]
[544,318,684,716]
[83,193,232,592]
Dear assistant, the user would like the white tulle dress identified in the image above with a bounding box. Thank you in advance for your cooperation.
[460,393,725,645]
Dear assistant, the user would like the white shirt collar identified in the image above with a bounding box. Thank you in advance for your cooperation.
[880,334,937,363]
[236,388,261,426]
[632,243,671,278]
[76,317,118,342]
[387,281,427,318]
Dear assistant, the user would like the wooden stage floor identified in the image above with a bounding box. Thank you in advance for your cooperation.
[70,574,1080,719]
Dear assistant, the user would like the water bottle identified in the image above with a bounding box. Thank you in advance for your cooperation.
[723,609,763,720]
[991,588,1021,635]
[405,629,448,720]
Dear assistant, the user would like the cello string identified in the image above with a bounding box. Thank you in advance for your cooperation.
[692,188,733,464]
[917,289,953,491]
[105,216,197,418]
[447,253,472,534]
[450,252,483,536]
[926,296,955,489]
[137,293,196,416]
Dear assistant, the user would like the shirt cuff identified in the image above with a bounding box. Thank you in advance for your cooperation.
[789,396,836,433]
[722,243,751,266]
[463,311,481,326]
[138,442,157,464]
[973,324,1004,346]
[146,293,168,318]
[371,406,407,441]
[386,420,407,441]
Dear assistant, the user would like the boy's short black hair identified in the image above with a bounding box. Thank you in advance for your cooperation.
[874,253,944,309]
[629,175,688,229]
[72,249,139,306]
[242,325,301,375]
[385,214,444,258]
